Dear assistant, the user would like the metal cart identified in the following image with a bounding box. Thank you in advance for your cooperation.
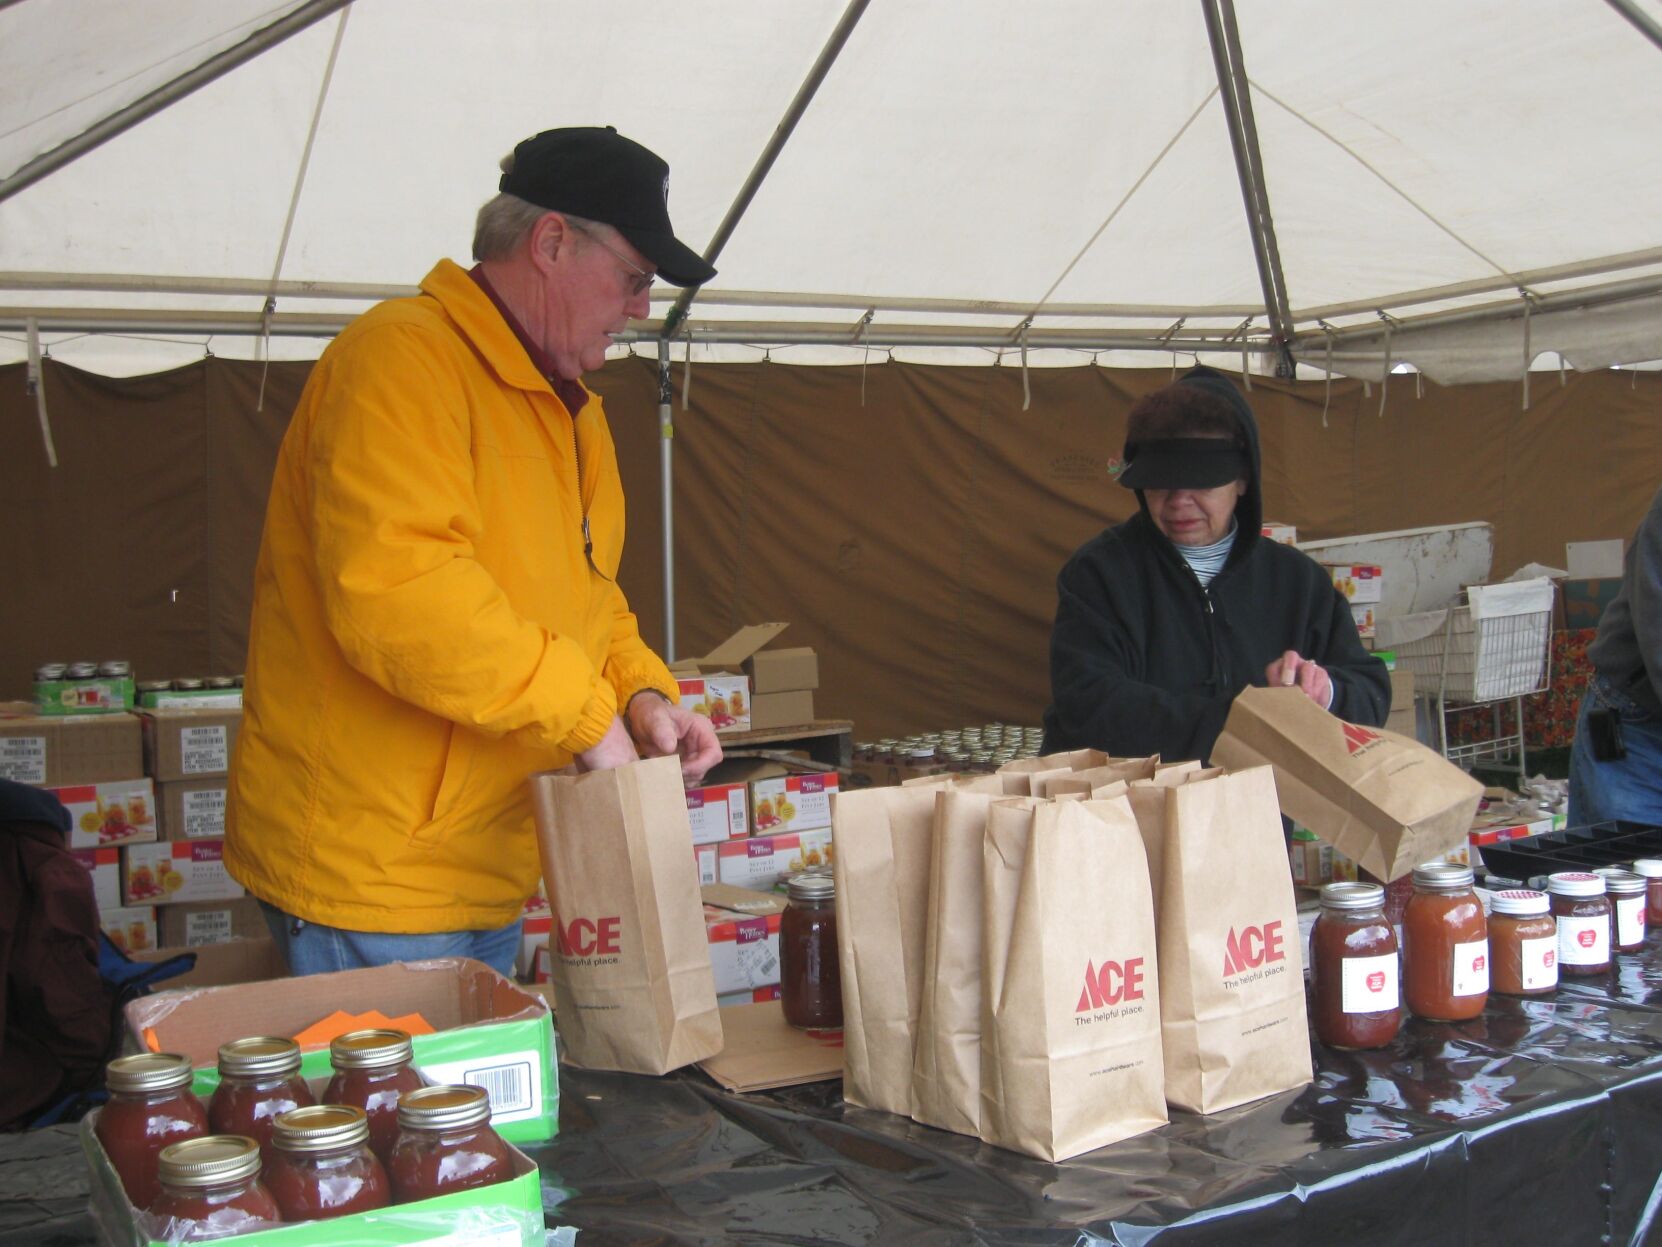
[1378,578,1556,786]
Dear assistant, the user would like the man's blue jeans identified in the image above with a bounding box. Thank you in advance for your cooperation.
[1568,674,1662,828]
[258,900,523,979]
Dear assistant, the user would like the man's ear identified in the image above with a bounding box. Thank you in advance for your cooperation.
[528,212,569,273]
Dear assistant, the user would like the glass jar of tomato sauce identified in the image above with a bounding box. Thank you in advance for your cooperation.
[387,1085,514,1204]
[264,1104,390,1221]
[323,1029,425,1164]
[146,1136,281,1241]
[208,1036,314,1157]
[1309,881,1401,1049]
[780,870,842,1030]
[1402,863,1489,1021]
[1488,889,1558,996]
[97,1053,210,1210]
[1548,872,1613,975]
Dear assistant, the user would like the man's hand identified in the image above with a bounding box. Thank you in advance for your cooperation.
[626,692,724,784]
[576,715,640,772]
[1265,649,1334,710]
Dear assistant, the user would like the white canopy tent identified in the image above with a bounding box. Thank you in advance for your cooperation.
[3,0,1662,382]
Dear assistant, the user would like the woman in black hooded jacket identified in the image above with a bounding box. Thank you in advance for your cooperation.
[1042,366,1389,763]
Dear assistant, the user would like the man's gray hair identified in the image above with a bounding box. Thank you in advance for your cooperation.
[473,148,604,261]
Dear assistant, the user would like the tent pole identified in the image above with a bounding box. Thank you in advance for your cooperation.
[661,0,870,341]
[657,338,676,661]
[1202,0,1296,376]
[0,0,353,205]
[1607,0,1662,52]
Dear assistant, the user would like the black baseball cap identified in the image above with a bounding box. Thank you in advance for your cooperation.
[500,126,717,288]
[1117,437,1249,490]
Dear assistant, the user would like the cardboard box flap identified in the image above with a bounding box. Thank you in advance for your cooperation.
[707,751,836,787]
[693,622,791,671]
[701,882,788,917]
[695,1000,844,1092]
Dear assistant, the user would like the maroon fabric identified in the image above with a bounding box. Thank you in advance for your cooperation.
[0,808,114,1129]
[468,265,591,416]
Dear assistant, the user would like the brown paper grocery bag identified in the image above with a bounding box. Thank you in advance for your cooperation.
[831,782,948,1114]
[912,788,1002,1135]
[1211,686,1483,881]
[996,748,1112,774]
[981,797,1167,1160]
[528,756,723,1074]
[1155,765,1311,1114]
[1124,766,1223,927]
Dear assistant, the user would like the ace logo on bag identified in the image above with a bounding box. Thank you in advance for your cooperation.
[529,756,722,1075]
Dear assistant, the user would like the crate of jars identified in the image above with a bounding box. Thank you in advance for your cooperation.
[122,958,558,1146]
[851,723,1046,787]
[33,660,135,715]
[136,675,244,711]
[82,1048,546,1247]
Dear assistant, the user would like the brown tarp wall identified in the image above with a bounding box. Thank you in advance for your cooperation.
[3,358,1658,739]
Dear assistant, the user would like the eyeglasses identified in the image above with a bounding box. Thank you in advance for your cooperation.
[577,227,655,298]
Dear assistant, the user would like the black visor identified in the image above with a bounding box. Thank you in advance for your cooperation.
[1118,437,1248,490]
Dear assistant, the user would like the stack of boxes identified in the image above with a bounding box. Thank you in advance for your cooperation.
[669,623,820,734]
[1325,563,1384,640]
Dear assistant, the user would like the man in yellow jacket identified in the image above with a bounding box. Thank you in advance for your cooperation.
[226,127,721,977]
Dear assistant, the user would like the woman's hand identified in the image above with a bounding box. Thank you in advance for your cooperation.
[1266,650,1333,710]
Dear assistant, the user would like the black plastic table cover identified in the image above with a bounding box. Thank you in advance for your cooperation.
[10,947,1662,1247]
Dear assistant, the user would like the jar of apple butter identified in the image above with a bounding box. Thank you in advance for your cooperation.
[146,1136,281,1241]
[781,870,842,1030]
[1547,872,1612,976]
[386,1086,514,1203]
[1488,889,1557,996]
[97,1052,210,1210]
[323,1029,426,1163]
[208,1036,314,1156]
[1632,858,1662,927]
[1596,868,1648,953]
[1402,863,1488,1021]
[1309,882,1400,1049]
[264,1104,390,1221]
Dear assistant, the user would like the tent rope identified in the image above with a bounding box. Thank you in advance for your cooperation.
[257,5,352,412]
[1522,296,1533,411]
[25,317,57,468]
[680,318,694,410]
[855,308,875,407]
[1379,322,1392,418]
[1018,318,1033,411]
[1318,320,1336,428]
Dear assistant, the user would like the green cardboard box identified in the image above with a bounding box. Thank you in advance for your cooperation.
[34,674,134,715]
[82,1111,547,1245]
[123,958,558,1145]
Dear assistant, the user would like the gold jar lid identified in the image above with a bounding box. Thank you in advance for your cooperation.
[329,1027,413,1071]
[218,1035,302,1080]
[106,1052,194,1094]
[157,1136,262,1188]
[271,1104,370,1154]
[396,1084,491,1132]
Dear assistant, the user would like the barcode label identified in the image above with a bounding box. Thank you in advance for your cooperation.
[180,725,229,774]
[0,736,47,784]
[418,1048,541,1123]
[181,787,227,837]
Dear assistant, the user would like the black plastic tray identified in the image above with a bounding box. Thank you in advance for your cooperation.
[1478,819,1662,883]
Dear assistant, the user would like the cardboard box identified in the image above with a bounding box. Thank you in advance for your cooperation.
[49,777,158,849]
[84,1111,545,1246]
[1567,539,1624,579]
[716,829,833,890]
[745,647,819,693]
[1386,668,1416,737]
[1289,839,1358,887]
[99,905,157,954]
[749,689,816,730]
[125,957,559,1144]
[1326,564,1385,604]
[158,896,266,947]
[718,985,782,1008]
[142,708,241,781]
[676,674,751,733]
[156,776,229,840]
[753,771,838,834]
[1262,522,1298,545]
[694,842,718,886]
[123,838,244,905]
[703,899,784,995]
[1351,603,1376,638]
[685,779,750,845]
[72,846,121,910]
[1562,577,1622,631]
[33,674,134,716]
[517,892,551,980]
[0,705,142,786]
[136,688,243,711]
[696,1000,844,1092]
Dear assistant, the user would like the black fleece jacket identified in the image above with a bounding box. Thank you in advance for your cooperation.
[1042,370,1389,763]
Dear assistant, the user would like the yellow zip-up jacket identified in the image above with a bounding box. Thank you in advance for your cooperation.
[225,259,676,933]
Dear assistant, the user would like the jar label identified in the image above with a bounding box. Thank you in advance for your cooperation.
[1519,934,1558,991]
[1340,952,1399,1013]
[1558,914,1610,965]
[1616,896,1646,947]
[1451,939,1489,996]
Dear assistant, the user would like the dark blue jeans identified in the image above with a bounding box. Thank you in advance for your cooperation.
[257,900,523,979]
[1568,674,1662,828]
